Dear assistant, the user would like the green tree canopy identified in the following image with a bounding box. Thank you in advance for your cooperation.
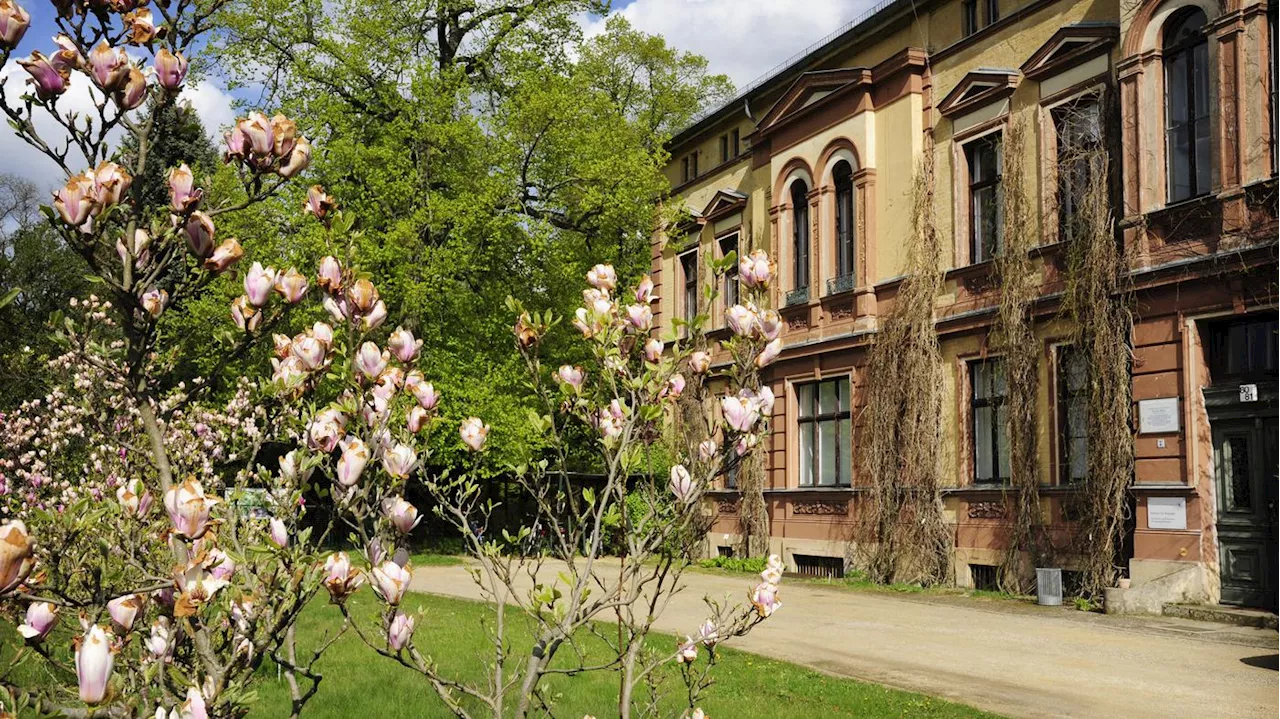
[203,2,733,468]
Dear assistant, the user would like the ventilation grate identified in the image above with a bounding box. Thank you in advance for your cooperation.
[970,564,999,591]
[716,546,735,559]
[794,554,844,579]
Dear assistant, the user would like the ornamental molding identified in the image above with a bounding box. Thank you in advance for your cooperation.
[967,501,1008,519]
[792,500,848,516]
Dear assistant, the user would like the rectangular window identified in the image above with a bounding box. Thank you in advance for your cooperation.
[1057,346,1089,483]
[970,358,1010,483]
[731,128,740,158]
[719,134,729,164]
[690,152,699,179]
[681,157,689,183]
[834,169,856,280]
[962,0,978,36]
[1052,97,1103,243]
[680,249,698,324]
[966,133,1003,263]
[719,233,739,309]
[984,0,999,25]
[797,378,853,487]
[1208,316,1279,383]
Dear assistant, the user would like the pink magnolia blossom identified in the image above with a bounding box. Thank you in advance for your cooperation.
[323,552,363,601]
[268,518,288,548]
[643,338,663,363]
[117,228,152,269]
[92,162,131,208]
[322,295,348,322]
[140,287,168,318]
[0,520,35,593]
[626,304,653,331]
[116,478,152,517]
[311,321,334,345]
[163,478,219,540]
[355,342,389,381]
[383,496,421,534]
[316,255,342,292]
[305,186,337,223]
[759,310,782,341]
[739,249,773,288]
[168,163,201,213]
[243,262,277,308]
[750,581,781,618]
[274,267,309,303]
[676,635,697,664]
[460,417,488,452]
[346,279,379,314]
[229,296,260,333]
[0,1,31,49]
[371,561,411,605]
[688,351,712,374]
[381,443,417,480]
[336,436,370,488]
[387,610,414,651]
[122,8,158,44]
[719,395,760,434]
[407,405,429,433]
[117,65,147,109]
[53,172,95,227]
[291,335,326,371]
[556,365,584,391]
[307,408,346,453]
[362,300,388,331]
[278,136,311,178]
[669,464,693,502]
[239,112,274,156]
[184,212,216,258]
[145,617,173,661]
[17,601,58,641]
[153,48,187,89]
[697,438,718,461]
[388,327,423,363]
[203,238,243,273]
[755,337,783,368]
[107,593,144,634]
[87,40,129,91]
[634,274,656,304]
[18,51,69,100]
[406,375,440,410]
[75,624,114,704]
[666,373,686,398]
[697,619,718,646]
[586,263,617,291]
[174,686,208,719]
[725,304,758,337]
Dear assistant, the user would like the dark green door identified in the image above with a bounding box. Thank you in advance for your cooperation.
[1212,415,1278,609]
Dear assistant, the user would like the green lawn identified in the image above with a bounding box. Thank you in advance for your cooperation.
[247,591,1000,718]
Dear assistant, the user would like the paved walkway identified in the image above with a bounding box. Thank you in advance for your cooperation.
[409,560,1278,719]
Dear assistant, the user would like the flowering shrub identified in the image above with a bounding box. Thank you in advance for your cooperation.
[0,2,786,718]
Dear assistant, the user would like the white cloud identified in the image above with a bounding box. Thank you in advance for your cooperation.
[582,0,879,89]
[0,61,236,192]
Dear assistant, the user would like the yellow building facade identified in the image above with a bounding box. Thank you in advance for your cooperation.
[654,0,1278,609]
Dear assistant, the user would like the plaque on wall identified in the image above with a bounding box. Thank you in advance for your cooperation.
[1137,397,1180,434]
[1147,496,1187,530]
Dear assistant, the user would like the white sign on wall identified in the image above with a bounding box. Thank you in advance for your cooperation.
[1138,397,1180,434]
[1240,384,1258,402]
[1147,496,1187,530]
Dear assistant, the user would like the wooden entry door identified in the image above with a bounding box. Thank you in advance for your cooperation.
[1211,414,1278,609]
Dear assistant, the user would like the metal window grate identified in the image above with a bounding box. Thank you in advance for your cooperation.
[785,286,811,307]
[794,554,844,579]
[717,546,735,559]
[826,272,857,296]
[971,564,999,591]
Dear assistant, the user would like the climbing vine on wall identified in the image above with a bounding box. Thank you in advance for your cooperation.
[993,117,1050,593]
[1058,95,1135,598]
[859,149,953,585]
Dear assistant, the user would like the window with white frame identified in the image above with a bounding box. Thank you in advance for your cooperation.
[969,358,1010,483]
[1056,346,1089,483]
[965,133,1003,263]
[1052,95,1103,242]
[797,378,852,487]
[1163,8,1210,203]
[679,249,698,324]
[719,232,739,309]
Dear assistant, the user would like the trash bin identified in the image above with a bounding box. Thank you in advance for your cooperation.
[1036,567,1063,606]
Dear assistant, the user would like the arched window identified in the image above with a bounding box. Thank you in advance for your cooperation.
[1164,8,1210,203]
[791,180,810,293]
[832,162,856,283]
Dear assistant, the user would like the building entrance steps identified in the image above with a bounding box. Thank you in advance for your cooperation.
[1163,603,1280,629]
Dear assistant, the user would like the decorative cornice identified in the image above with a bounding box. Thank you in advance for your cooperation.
[1020,24,1119,82]
[936,69,1021,118]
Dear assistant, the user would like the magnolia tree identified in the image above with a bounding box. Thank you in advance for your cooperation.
[0,2,786,718]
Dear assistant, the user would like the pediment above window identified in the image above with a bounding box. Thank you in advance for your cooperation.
[937,69,1021,118]
[701,189,748,222]
[754,68,873,137]
[1021,24,1119,81]
[670,208,704,248]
